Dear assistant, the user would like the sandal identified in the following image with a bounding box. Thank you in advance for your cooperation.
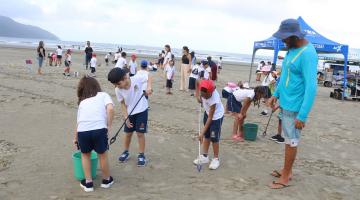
[270,170,293,180]
[269,181,291,189]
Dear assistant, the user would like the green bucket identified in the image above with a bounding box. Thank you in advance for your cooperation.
[243,123,258,141]
[72,151,98,181]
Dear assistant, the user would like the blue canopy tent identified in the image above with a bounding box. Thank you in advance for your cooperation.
[248,16,349,99]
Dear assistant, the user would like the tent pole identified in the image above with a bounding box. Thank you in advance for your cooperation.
[342,51,348,101]
[248,49,257,84]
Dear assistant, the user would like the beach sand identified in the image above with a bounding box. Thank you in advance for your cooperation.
[0,46,360,200]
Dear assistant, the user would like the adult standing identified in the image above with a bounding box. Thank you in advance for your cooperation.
[36,41,45,75]
[84,41,93,70]
[267,19,317,189]
[207,56,217,81]
[180,46,192,91]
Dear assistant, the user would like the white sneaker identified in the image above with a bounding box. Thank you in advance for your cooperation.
[209,158,220,170]
[193,155,210,165]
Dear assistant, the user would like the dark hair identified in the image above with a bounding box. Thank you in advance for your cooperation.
[183,46,189,53]
[77,76,102,105]
[107,68,127,84]
[37,41,44,52]
[207,56,212,61]
[121,52,127,57]
[253,86,268,107]
[58,45,61,49]
[190,51,195,58]
[161,50,165,54]
[165,44,171,52]
[219,56,222,60]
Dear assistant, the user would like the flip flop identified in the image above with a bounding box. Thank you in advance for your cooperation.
[271,170,282,178]
[270,170,293,180]
[269,181,291,189]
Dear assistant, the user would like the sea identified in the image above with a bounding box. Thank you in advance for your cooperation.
[0,36,273,64]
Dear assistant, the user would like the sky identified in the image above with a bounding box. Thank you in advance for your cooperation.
[0,0,359,54]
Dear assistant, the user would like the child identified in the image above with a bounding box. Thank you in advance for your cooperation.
[115,52,127,69]
[105,52,112,66]
[228,86,270,141]
[199,60,212,80]
[217,56,222,73]
[129,54,138,76]
[90,53,97,77]
[107,68,153,167]
[188,61,200,96]
[137,60,152,108]
[75,76,114,192]
[165,60,175,95]
[63,49,71,77]
[56,45,63,67]
[193,80,224,170]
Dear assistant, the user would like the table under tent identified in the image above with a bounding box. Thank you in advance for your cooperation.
[248,16,359,100]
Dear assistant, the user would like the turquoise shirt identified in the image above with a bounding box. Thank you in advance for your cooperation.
[273,43,318,122]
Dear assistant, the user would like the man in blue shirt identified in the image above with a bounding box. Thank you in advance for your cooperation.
[268,19,318,189]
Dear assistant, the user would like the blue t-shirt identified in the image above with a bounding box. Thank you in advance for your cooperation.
[273,43,318,122]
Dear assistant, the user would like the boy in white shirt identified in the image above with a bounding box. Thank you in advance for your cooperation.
[105,52,112,66]
[199,60,212,80]
[90,53,97,77]
[107,68,153,167]
[194,80,224,170]
[115,52,127,69]
[165,60,175,95]
[129,54,138,76]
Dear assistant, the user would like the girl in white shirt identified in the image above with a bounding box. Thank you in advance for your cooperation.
[75,76,114,192]
[56,45,63,67]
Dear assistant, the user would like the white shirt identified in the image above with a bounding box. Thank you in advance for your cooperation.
[65,54,71,62]
[129,60,137,74]
[201,90,224,120]
[136,70,149,91]
[114,53,120,61]
[218,60,222,66]
[165,65,175,80]
[90,57,97,68]
[262,73,274,86]
[232,89,255,102]
[77,92,113,132]
[56,48,63,56]
[199,65,211,80]
[115,57,127,68]
[189,64,200,79]
[115,75,148,115]
[223,86,239,93]
[105,54,110,59]
[256,63,263,71]
[163,51,172,68]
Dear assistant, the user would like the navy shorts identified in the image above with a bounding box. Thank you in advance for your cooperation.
[203,113,223,143]
[188,77,196,90]
[166,79,173,88]
[227,93,242,113]
[124,110,148,133]
[222,89,230,99]
[78,128,108,154]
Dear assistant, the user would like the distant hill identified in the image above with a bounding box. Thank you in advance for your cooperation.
[0,16,59,40]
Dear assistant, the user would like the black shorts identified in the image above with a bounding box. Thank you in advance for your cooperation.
[77,128,109,154]
[65,60,71,67]
[105,58,109,63]
[188,77,196,90]
[90,67,96,73]
[203,113,223,143]
[166,79,173,88]
[227,94,242,113]
[57,55,62,59]
[124,110,148,133]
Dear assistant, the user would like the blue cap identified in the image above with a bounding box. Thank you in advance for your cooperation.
[140,60,148,68]
[201,60,208,65]
[273,19,306,40]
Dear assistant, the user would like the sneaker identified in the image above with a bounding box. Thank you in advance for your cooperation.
[270,134,281,141]
[118,151,130,162]
[190,94,194,96]
[101,176,114,189]
[80,180,94,192]
[193,155,210,165]
[275,136,285,144]
[209,158,220,170]
[137,154,147,167]
[260,110,268,116]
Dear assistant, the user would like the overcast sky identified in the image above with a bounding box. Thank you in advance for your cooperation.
[0,0,358,54]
